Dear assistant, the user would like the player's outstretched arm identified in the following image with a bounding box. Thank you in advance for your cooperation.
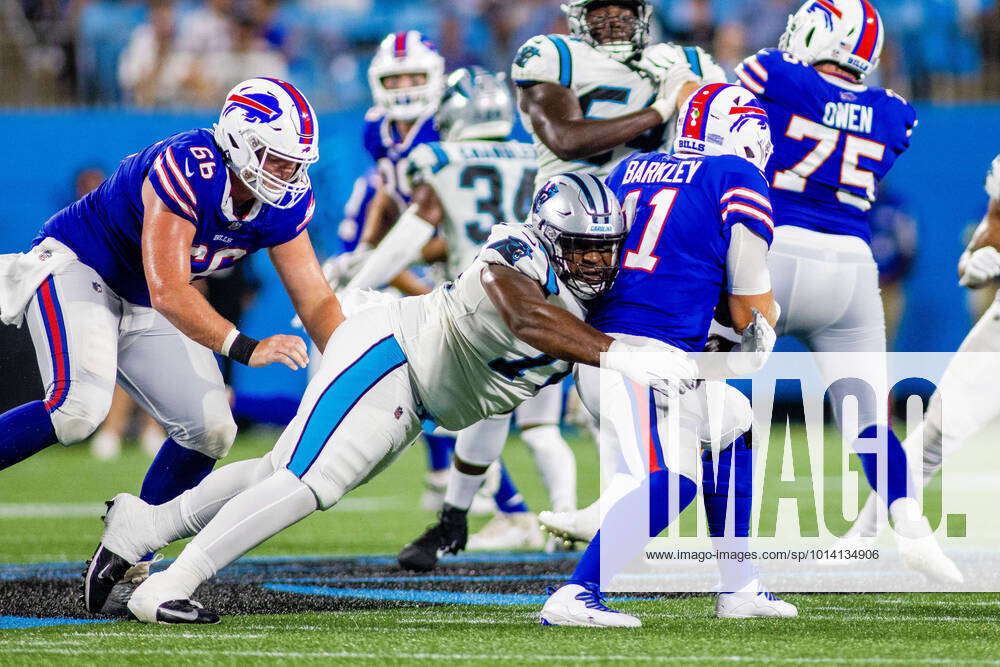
[268,231,345,353]
[958,198,1000,288]
[348,182,443,292]
[482,263,697,396]
[518,82,665,162]
[481,263,612,365]
[140,179,309,371]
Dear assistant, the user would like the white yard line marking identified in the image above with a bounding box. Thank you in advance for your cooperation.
[0,646,997,664]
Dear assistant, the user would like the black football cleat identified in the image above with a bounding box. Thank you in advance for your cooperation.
[83,542,134,614]
[137,599,220,625]
[398,504,468,572]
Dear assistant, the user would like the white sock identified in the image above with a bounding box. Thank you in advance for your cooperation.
[163,543,217,599]
[521,425,576,512]
[187,468,317,573]
[711,535,759,593]
[454,414,511,467]
[443,467,486,511]
[139,457,272,557]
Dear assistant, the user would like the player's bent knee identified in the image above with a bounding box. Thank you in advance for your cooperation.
[173,414,238,460]
[698,383,753,447]
[49,389,113,445]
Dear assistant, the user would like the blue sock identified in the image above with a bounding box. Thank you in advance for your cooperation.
[0,401,58,470]
[853,425,911,507]
[568,468,698,589]
[139,438,216,505]
[231,393,299,427]
[424,433,454,472]
[702,436,752,538]
[702,437,758,592]
[494,461,529,513]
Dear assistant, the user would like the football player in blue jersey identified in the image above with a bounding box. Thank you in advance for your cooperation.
[734,0,960,582]
[539,83,791,627]
[324,30,445,293]
[0,78,343,597]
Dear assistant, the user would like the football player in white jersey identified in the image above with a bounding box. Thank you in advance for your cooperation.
[347,68,577,555]
[511,0,726,190]
[84,175,701,624]
[844,154,1000,541]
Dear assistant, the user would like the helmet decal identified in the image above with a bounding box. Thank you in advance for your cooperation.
[224,91,282,125]
[852,0,880,62]
[809,0,841,30]
[681,83,729,142]
[673,83,772,170]
[263,78,314,146]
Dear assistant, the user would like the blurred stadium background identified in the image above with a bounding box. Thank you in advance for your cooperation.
[0,0,998,430]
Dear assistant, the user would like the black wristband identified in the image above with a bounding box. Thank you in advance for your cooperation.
[228,333,259,366]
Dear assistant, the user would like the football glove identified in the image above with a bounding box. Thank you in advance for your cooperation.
[603,339,699,399]
[960,246,1000,288]
[321,243,373,288]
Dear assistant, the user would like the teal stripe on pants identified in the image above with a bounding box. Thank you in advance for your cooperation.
[287,335,406,477]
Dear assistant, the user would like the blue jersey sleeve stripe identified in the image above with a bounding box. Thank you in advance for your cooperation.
[429,143,450,173]
[683,47,703,78]
[546,36,572,87]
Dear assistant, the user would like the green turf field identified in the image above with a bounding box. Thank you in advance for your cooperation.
[1,429,999,666]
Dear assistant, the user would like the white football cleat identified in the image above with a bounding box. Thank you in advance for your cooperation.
[715,584,798,618]
[889,500,963,584]
[466,512,544,550]
[540,584,641,628]
[895,524,964,584]
[100,493,157,564]
[128,572,218,624]
[539,504,600,544]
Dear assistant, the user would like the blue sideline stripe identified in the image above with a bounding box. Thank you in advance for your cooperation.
[267,574,564,584]
[0,616,113,629]
[546,36,572,87]
[265,585,651,606]
[286,335,406,477]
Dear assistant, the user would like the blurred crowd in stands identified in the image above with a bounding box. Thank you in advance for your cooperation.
[5,0,998,109]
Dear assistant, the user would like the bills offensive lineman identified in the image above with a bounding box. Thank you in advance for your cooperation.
[540,83,789,627]
[845,155,1000,539]
[511,0,725,190]
[84,177,700,624]
[734,0,959,581]
[345,68,579,558]
[0,78,341,573]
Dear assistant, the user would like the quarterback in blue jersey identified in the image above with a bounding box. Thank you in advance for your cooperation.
[539,83,789,627]
[734,0,960,582]
[0,79,344,603]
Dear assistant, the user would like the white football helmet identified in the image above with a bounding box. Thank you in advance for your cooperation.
[779,0,884,80]
[214,77,318,209]
[673,83,773,171]
[529,173,627,301]
[562,0,652,63]
[368,31,446,121]
[435,67,514,142]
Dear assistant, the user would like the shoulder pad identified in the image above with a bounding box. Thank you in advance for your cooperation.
[479,224,560,294]
[512,35,568,88]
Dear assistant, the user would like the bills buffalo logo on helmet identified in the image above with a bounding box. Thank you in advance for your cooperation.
[808,0,841,30]
[223,91,283,124]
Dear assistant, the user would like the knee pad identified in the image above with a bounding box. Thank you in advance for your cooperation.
[171,413,238,460]
[50,386,112,445]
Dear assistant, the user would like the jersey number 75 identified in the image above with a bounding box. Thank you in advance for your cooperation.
[772,115,885,210]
